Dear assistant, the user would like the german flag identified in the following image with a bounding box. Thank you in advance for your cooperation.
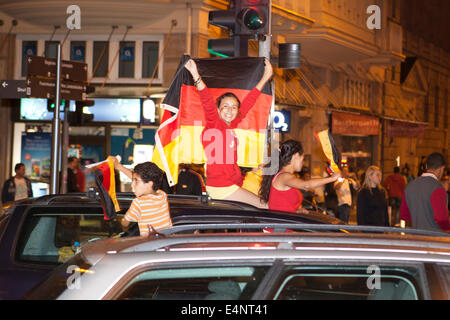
[315,129,341,174]
[152,55,273,186]
[94,157,120,220]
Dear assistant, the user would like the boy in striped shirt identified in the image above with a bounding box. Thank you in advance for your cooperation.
[113,158,172,237]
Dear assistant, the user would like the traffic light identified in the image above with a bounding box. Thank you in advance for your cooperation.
[68,99,94,126]
[207,9,237,57]
[47,99,66,112]
[236,0,269,36]
[208,0,270,57]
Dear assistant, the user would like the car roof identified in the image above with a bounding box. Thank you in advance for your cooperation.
[79,225,450,267]
[17,193,257,210]
[11,192,343,225]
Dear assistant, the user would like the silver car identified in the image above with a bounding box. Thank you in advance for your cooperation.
[25,224,450,300]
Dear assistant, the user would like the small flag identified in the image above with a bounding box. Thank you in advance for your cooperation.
[94,157,120,220]
[315,129,341,175]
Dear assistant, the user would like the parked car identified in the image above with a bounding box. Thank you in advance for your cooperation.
[25,224,450,300]
[0,192,342,299]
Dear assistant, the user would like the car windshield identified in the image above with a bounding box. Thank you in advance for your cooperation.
[15,207,123,265]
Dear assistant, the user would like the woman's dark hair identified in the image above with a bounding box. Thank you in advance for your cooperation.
[259,140,304,203]
[216,92,240,109]
[133,162,164,191]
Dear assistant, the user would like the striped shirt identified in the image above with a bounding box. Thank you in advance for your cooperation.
[125,190,172,236]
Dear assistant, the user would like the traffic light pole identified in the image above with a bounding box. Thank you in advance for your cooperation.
[235,35,249,57]
[50,43,62,194]
[60,104,69,194]
[259,0,271,59]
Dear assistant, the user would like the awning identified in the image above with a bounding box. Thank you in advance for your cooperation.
[385,118,427,138]
[332,111,379,136]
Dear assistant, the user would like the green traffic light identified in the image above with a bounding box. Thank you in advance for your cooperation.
[207,47,229,58]
[242,9,264,30]
[49,99,66,110]
[207,40,231,58]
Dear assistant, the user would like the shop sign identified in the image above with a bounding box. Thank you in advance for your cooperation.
[273,110,291,133]
[26,77,86,101]
[0,80,27,99]
[332,112,379,135]
[27,55,87,82]
[386,120,426,138]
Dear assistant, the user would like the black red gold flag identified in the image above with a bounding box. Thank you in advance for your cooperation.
[152,55,273,186]
[315,129,341,174]
[94,157,120,220]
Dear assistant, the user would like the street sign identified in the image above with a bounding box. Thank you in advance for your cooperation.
[27,55,87,82]
[0,80,27,99]
[26,77,86,101]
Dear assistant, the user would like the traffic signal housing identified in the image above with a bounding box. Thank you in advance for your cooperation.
[236,0,269,36]
[68,99,94,126]
[207,0,270,57]
[47,99,66,112]
[207,9,237,57]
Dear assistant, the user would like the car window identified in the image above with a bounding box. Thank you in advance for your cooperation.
[23,253,93,300]
[115,266,271,300]
[273,266,421,300]
[16,208,123,264]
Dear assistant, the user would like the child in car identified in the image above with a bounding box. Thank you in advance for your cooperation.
[112,158,172,237]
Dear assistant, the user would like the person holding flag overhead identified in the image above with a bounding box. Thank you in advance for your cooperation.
[183,58,273,208]
[259,140,340,213]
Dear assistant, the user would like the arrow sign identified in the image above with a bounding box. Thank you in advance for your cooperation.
[0,80,27,98]
[27,55,87,82]
[26,77,86,101]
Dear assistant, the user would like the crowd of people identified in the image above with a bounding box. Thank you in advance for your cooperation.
[2,58,449,235]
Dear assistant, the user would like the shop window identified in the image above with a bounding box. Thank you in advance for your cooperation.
[70,41,86,62]
[119,41,135,78]
[92,41,109,77]
[21,40,37,76]
[142,41,159,78]
[45,41,60,59]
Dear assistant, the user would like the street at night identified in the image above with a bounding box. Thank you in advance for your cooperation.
[0,0,449,307]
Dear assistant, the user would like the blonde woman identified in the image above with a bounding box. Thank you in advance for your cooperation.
[356,166,389,226]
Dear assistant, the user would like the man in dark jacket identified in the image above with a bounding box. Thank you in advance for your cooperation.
[1,163,33,205]
[67,157,80,193]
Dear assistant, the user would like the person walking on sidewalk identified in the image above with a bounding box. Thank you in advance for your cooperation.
[2,163,33,205]
[383,166,406,226]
